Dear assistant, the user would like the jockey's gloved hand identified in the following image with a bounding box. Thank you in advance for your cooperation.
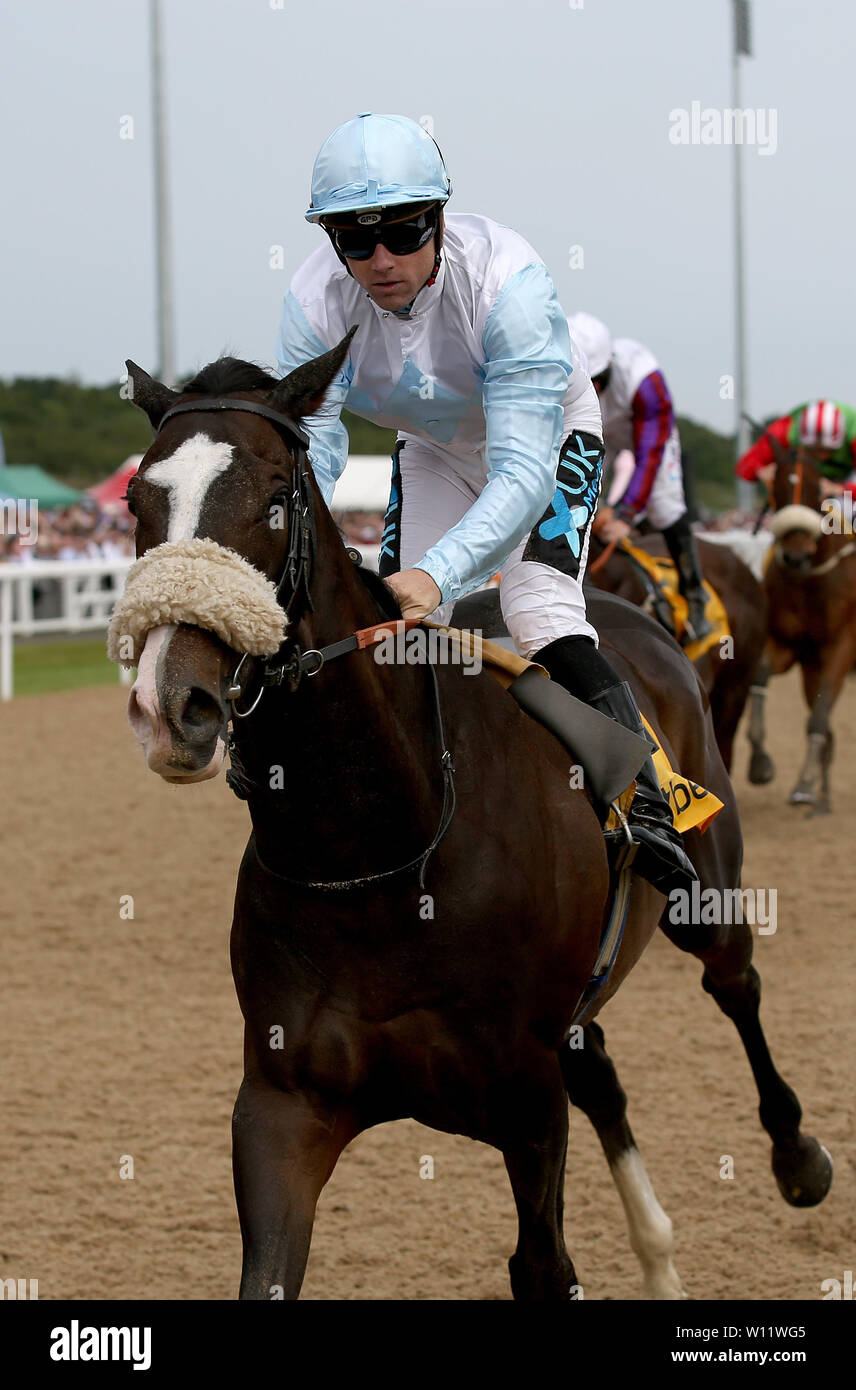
[383,569,443,621]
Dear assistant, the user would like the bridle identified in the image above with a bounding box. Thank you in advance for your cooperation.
[767,453,856,577]
[153,394,457,890]
[157,396,319,715]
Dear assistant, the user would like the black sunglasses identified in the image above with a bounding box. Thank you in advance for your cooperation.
[328,208,438,261]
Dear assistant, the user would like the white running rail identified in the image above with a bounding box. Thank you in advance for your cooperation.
[0,543,383,701]
[0,558,134,700]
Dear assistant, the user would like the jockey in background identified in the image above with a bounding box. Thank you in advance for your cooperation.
[275,113,695,895]
[736,400,856,499]
[569,311,713,645]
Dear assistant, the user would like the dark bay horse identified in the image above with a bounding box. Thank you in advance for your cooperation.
[586,522,767,774]
[746,452,856,811]
[114,341,831,1299]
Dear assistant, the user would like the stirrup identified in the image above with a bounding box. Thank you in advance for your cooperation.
[604,797,697,896]
[682,605,714,646]
[604,802,638,873]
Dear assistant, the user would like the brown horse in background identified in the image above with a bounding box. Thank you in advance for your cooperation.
[114,343,831,1300]
[746,450,856,811]
[586,522,767,774]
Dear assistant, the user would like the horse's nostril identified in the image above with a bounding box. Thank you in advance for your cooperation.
[128,686,153,739]
[180,688,224,738]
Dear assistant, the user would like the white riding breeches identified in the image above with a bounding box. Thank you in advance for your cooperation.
[382,432,603,658]
[636,428,687,531]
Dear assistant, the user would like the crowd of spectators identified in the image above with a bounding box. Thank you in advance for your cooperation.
[335,509,386,546]
[0,500,390,568]
[0,499,135,564]
[0,495,768,570]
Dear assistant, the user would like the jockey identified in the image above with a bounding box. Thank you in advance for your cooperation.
[569,311,713,645]
[276,112,695,895]
[736,400,856,498]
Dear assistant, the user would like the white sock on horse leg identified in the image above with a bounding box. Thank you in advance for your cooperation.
[610,1147,687,1300]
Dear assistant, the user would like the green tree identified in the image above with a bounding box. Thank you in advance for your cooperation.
[0,377,741,514]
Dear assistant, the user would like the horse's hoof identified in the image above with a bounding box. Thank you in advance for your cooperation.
[788,787,815,806]
[748,752,775,785]
[772,1138,833,1207]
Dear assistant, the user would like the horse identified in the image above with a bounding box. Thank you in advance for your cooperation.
[112,340,831,1300]
[745,448,856,812]
[586,521,767,775]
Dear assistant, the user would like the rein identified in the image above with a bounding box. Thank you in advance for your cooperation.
[154,395,458,891]
[773,539,856,578]
[226,618,458,890]
[246,652,457,893]
[587,538,617,575]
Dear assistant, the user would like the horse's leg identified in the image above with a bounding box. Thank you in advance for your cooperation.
[817,724,834,815]
[790,661,827,808]
[708,664,741,773]
[747,646,791,784]
[661,904,833,1209]
[501,1066,578,1301]
[561,1023,686,1300]
[232,1073,354,1300]
[791,636,855,813]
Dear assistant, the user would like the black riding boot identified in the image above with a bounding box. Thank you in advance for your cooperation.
[661,512,713,645]
[534,636,698,896]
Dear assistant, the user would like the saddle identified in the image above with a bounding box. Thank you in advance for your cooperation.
[425,619,723,837]
[599,539,729,661]
[432,608,723,1026]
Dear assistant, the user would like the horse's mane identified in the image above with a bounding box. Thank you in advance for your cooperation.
[182,357,279,396]
[182,360,402,624]
[356,565,402,621]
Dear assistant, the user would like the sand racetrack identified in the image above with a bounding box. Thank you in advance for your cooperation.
[1,667,853,1301]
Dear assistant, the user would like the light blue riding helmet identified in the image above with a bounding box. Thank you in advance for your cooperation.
[305,112,452,223]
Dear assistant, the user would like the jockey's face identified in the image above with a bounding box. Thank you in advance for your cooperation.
[345,237,437,311]
[799,446,834,465]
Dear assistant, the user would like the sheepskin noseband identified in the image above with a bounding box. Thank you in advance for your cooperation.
[107,538,286,667]
[769,504,823,540]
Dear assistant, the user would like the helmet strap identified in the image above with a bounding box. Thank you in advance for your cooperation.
[424,250,442,289]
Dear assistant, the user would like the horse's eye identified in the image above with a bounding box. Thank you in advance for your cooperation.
[266,493,288,528]
[121,489,138,517]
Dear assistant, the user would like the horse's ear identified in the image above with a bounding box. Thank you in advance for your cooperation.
[269,327,357,420]
[124,360,180,428]
[768,432,792,466]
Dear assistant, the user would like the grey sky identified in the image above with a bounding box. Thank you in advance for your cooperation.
[3,0,854,436]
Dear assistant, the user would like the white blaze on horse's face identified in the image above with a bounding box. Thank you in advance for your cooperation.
[146,433,234,540]
[129,622,227,782]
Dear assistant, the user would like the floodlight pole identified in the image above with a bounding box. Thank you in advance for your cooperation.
[732,0,756,508]
[151,0,176,387]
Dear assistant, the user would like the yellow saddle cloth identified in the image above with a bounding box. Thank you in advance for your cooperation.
[425,622,724,836]
[618,540,729,662]
[609,715,724,836]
